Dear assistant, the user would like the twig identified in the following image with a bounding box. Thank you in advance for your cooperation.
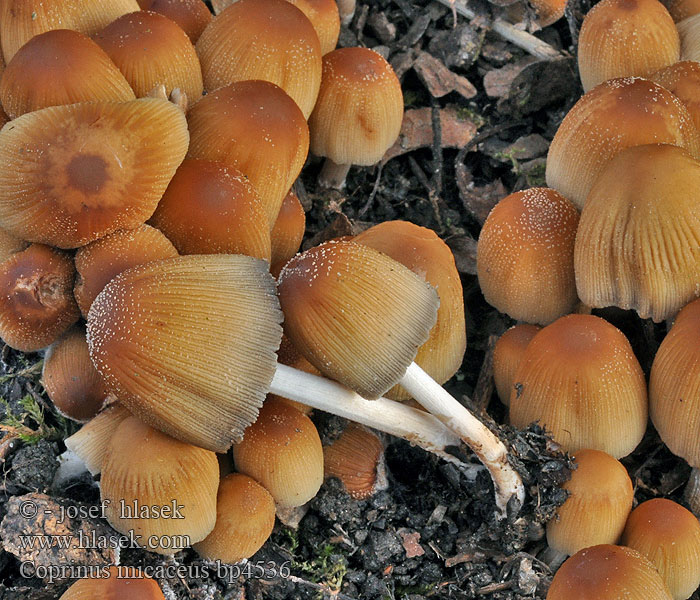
[358,164,383,217]
[430,102,444,198]
[434,0,564,60]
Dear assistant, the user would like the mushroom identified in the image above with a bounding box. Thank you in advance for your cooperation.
[678,14,700,61]
[493,324,540,406]
[284,0,340,55]
[509,314,647,458]
[195,0,322,118]
[0,29,135,119]
[651,61,700,131]
[0,228,28,263]
[59,566,166,599]
[477,188,579,325]
[0,98,189,248]
[270,190,306,278]
[665,0,700,19]
[138,0,212,43]
[309,47,404,189]
[529,0,566,26]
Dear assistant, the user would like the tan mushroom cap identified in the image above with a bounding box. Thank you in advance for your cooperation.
[285,0,340,55]
[493,324,540,406]
[94,10,203,102]
[509,314,647,458]
[187,80,309,227]
[270,190,306,277]
[0,98,189,249]
[233,398,323,507]
[354,220,467,400]
[309,47,404,166]
[196,0,321,118]
[666,0,700,20]
[140,0,212,43]
[547,449,634,557]
[0,29,135,119]
[577,0,679,92]
[652,61,700,132]
[86,255,282,452]
[678,14,700,61]
[277,240,438,400]
[575,144,700,322]
[529,0,566,26]
[149,158,271,260]
[101,416,219,554]
[59,566,165,600]
[74,224,178,318]
[477,187,580,325]
[0,244,80,352]
[193,473,276,563]
[547,545,673,599]
[0,0,140,63]
[545,77,700,210]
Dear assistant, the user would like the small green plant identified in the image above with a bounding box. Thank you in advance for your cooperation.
[0,394,72,444]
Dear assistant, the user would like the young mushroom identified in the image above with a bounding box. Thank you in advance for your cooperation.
[59,566,165,599]
[652,61,700,131]
[138,0,212,43]
[270,190,306,277]
[284,0,340,55]
[493,324,540,406]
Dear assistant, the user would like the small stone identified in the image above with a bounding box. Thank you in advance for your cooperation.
[413,51,477,99]
[397,528,425,558]
[367,11,396,43]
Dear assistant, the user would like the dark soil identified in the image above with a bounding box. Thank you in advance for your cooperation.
[0,1,694,599]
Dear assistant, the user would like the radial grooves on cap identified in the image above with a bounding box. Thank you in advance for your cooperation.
[575,144,700,322]
[144,0,213,43]
[545,77,700,210]
[509,314,647,458]
[87,255,282,452]
[278,241,439,399]
[493,324,540,406]
[196,0,322,118]
[0,29,136,120]
[187,81,309,227]
[285,0,340,55]
[270,190,306,277]
[678,14,700,61]
[94,11,203,101]
[59,565,166,600]
[577,0,679,92]
[669,0,700,20]
[0,98,189,249]
[64,403,131,475]
[652,61,700,132]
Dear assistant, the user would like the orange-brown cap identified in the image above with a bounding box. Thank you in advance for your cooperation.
[94,11,203,102]
[529,0,566,25]
[196,0,322,118]
[309,47,404,167]
[354,220,466,400]
[547,545,673,599]
[101,416,219,553]
[193,473,276,562]
[545,77,700,210]
[493,324,540,406]
[140,0,212,43]
[87,255,283,452]
[509,314,647,458]
[149,158,271,260]
[233,398,323,507]
[577,0,679,92]
[0,244,80,352]
[74,224,178,318]
[665,0,700,20]
[0,0,141,63]
[187,80,309,227]
[0,228,28,264]
[43,325,110,422]
[0,98,189,249]
[546,449,633,557]
[284,0,340,55]
[0,29,135,119]
[59,566,165,600]
[574,144,700,322]
[477,188,579,325]
[652,61,700,132]
[270,190,306,277]
[277,240,438,400]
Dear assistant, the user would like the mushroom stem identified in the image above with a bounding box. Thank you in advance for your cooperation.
[270,364,465,467]
[684,467,700,515]
[541,546,568,571]
[318,158,351,189]
[400,362,525,515]
[336,0,356,25]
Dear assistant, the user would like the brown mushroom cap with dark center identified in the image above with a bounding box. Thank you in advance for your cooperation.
[59,566,166,600]
[0,98,189,249]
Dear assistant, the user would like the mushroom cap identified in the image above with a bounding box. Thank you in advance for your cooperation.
[270,190,306,277]
[277,240,439,400]
[678,14,700,61]
[87,255,283,452]
[196,0,321,118]
[193,473,276,563]
[509,314,647,458]
[94,10,203,102]
[101,416,219,553]
[575,144,700,322]
[577,0,679,92]
[546,449,634,557]
[0,227,28,264]
[284,0,340,55]
[0,244,80,352]
[354,220,467,400]
[187,80,309,227]
[140,0,212,43]
[0,29,135,119]
[666,0,700,20]
[621,498,700,600]
[493,324,540,406]
[545,77,700,210]
[477,187,580,325]
[652,61,700,132]
[148,158,271,260]
[0,98,189,248]
[309,47,404,166]
[59,566,165,600]
[650,298,700,469]
[74,224,178,318]
[529,0,567,25]
[547,545,673,599]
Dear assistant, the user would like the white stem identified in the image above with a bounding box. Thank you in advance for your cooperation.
[318,159,351,189]
[271,364,465,467]
[401,362,525,515]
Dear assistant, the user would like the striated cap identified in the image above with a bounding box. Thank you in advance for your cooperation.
[270,190,306,277]
[285,0,340,55]
[493,324,540,406]
[652,61,700,132]
[678,14,700,61]
[140,0,212,43]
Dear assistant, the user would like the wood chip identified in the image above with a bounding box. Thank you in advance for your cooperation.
[483,57,537,98]
[414,51,477,99]
[397,528,425,558]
